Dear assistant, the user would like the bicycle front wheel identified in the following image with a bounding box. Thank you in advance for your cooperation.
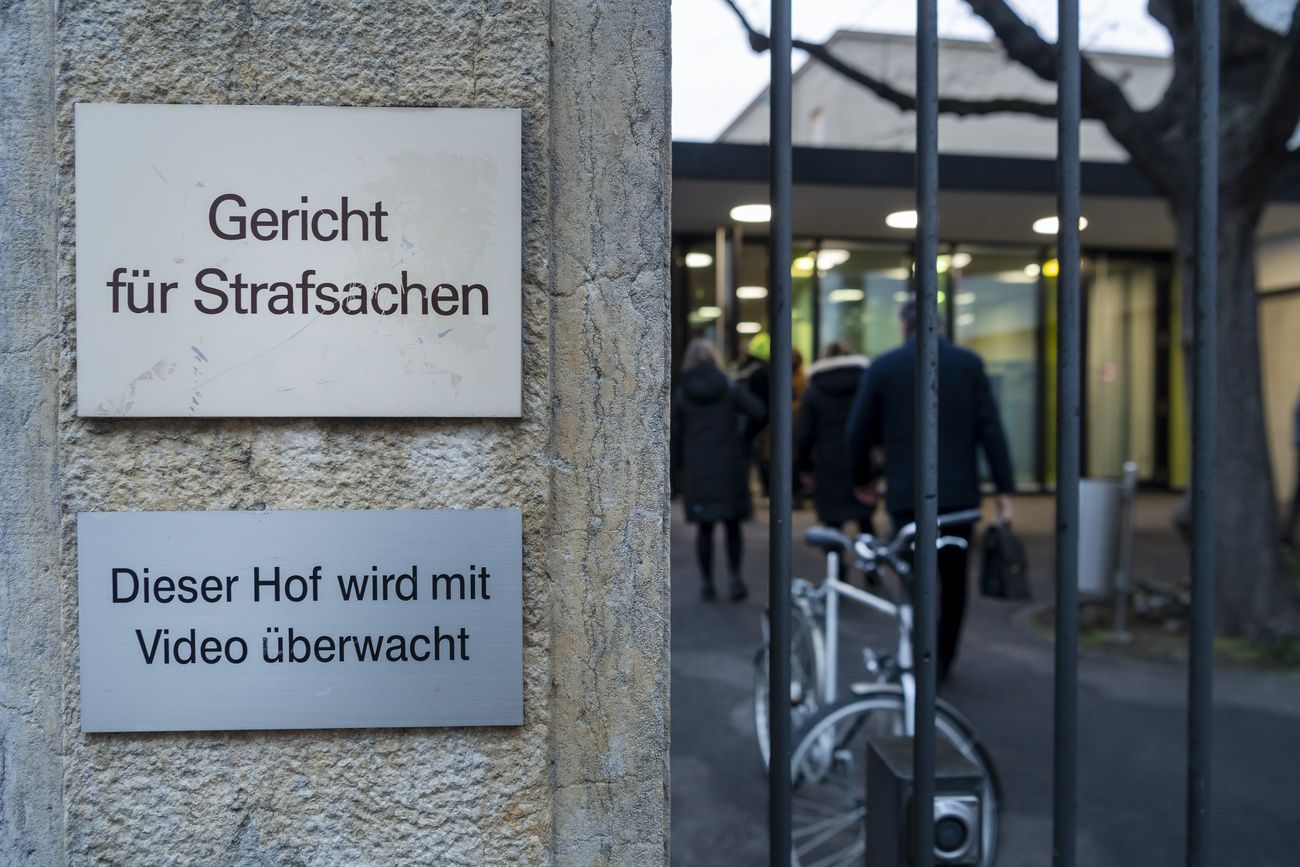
[788,686,1000,867]
[754,601,825,770]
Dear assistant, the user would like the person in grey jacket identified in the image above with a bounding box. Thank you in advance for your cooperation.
[672,339,767,600]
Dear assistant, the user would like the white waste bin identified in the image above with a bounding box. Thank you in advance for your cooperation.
[1078,478,1123,596]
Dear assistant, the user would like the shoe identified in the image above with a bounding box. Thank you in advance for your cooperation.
[701,582,717,601]
[728,574,748,602]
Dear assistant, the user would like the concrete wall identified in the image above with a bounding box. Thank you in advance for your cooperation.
[1,0,670,863]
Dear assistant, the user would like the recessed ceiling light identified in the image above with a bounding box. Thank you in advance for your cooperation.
[736,321,763,334]
[1033,216,1088,234]
[685,252,714,268]
[1024,263,1042,277]
[817,248,851,269]
[952,252,972,269]
[696,306,721,319]
[886,210,918,229]
[730,204,771,223]
[828,288,865,303]
[736,286,768,299]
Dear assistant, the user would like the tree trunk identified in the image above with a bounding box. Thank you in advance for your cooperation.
[1175,198,1283,636]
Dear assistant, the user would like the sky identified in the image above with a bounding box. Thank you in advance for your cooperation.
[671,0,1296,142]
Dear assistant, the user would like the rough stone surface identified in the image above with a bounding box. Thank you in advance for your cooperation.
[2,0,669,863]
[547,0,672,863]
[0,1,66,864]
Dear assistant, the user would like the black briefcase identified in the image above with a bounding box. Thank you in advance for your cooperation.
[980,521,1030,600]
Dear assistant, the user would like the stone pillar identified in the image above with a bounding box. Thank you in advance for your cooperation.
[0,1,64,864]
[548,1,672,862]
[0,0,670,863]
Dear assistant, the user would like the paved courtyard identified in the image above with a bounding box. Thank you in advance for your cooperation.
[670,494,1300,865]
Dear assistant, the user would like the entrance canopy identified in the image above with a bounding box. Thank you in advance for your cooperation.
[673,142,1300,249]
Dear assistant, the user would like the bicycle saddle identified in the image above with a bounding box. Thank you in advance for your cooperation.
[804,526,853,553]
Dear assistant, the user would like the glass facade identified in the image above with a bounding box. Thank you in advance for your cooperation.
[1085,256,1159,480]
[673,233,1179,490]
[950,248,1042,488]
[814,243,913,359]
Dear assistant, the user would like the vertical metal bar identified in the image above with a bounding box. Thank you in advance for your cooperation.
[1054,0,1082,863]
[824,557,839,705]
[811,241,822,359]
[768,0,793,862]
[715,227,729,353]
[913,0,940,864]
[730,225,744,362]
[1034,251,1049,487]
[1188,0,1218,861]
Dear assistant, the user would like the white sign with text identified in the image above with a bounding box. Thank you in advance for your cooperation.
[75,103,521,417]
[77,510,523,732]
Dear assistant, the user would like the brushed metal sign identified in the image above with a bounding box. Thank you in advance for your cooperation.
[77,510,522,732]
[75,103,522,417]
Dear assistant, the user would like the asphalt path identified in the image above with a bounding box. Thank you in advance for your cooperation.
[670,497,1300,865]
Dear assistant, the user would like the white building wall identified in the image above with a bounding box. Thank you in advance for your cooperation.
[720,31,1171,162]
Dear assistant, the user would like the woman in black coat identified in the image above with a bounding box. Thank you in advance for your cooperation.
[796,341,875,534]
[671,339,767,600]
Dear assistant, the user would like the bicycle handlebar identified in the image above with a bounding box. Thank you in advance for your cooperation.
[853,507,984,568]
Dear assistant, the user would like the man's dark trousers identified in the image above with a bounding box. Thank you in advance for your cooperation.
[892,511,973,681]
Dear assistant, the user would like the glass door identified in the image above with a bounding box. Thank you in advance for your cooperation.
[950,248,1042,488]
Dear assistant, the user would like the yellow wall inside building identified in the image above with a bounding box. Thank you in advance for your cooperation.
[1167,270,1190,488]
[1260,290,1300,505]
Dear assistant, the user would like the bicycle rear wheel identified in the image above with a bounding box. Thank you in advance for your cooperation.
[754,601,825,770]
[788,686,1000,867]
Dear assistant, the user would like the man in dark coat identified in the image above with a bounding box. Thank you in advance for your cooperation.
[672,339,767,600]
[845,299,1015,678]
[796,341,874,533]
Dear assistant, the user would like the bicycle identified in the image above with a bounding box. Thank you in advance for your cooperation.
[753,577,826,769]
[754,509,1001,867]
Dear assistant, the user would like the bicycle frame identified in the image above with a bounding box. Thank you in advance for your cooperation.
[813,507,981,738]
[818,548,898,709]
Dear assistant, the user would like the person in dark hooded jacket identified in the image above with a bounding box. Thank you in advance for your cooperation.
[672,338,767,600]
[796,340,875,534]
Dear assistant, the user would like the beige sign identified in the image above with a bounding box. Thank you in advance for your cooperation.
[75,103,522,417]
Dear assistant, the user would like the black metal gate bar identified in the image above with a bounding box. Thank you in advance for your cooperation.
[913,0,941,864]
[1187,0,1218,862]
[768,0,794,862]
[1053,0,1082,863]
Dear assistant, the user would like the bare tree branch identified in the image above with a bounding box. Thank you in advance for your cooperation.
[799,39,1062,118]
[1146,0,1194,44]
[962,0,1174,191]
[719,0,1059,118]
[962,1,1143,125]
[1240,2,1300,195]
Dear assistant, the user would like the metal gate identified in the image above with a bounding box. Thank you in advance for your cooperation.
[762,0,1220,864]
